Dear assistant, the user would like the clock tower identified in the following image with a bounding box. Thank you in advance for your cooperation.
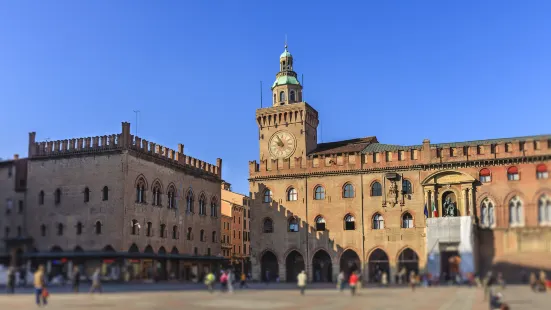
[256,45,319,167]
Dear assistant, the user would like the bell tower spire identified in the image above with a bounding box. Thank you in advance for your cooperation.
[271,42,303,106]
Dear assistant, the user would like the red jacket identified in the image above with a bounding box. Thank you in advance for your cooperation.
[349,274,358,285]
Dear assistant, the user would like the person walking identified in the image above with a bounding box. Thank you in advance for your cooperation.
[6,267,16,294]
[72,266,81,293]
[204,271,215,293]
[483,271,494,301]
[337,271,345,292]
[297,270,307,295]
[349,272,359,296]
[227,269,235,293]
[381,271,388,287]
[33,265,48,307]
[409,271,417,292]
[90,268,102,294]
[220,271,228,292]
[240,272,248,289]
[529,272,537,291]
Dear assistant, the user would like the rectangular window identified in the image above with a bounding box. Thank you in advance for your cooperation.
[508,173,520,181]
[450,147,455,157]
[477,145,484,155]
[519,141,525,151]
[398,150,404,161]
[491,144,497,154]
[410,150,418,160]
[537,171,548,180]
[386,151,392,162]
[238,245,241,254]
[480,175,491,183]
[463,146,469,156]
[373,153,379,163]
[534,140,541,150]
[207,248,211,256]
[6,199,13,215]
[18,200,23,214]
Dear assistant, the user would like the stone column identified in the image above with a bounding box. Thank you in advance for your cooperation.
[461,188,469,216]
[468,187,474,216]
[432,188,438,217]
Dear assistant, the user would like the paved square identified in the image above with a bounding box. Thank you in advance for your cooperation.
[1,284,549,309]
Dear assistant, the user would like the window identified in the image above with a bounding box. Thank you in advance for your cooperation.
[131,220,139,235]
[288,217,299,232]
[534,140,541,150]
[314,186,325,200]
[287,188,298,201]
[402,180,412,194]
[211,197,218,217]
[136,178,146,203]
[39,191,44,205]
[279,91,285,102]
[371,182,382,196]
[95,221,102,235]
[187,227,192,240]
[505,143,512,152]
[186,190,194,213]
[212,231,217,243]
[479,168,491,183]
[199,194,206,215]
[194,247,198,255]
[538,194,551,225]
[509,196,523,226]
[146,222,152,237]
[402,212,413,228]
[76,222,83,235]
[160,224,166,238]
[507,166,519,181]
[172,226,178,239]
[208,248,211,256]
[200,229,205,242]
[18,200,23,214]
[238,230,241,239]
[152,183,162,206]
[6,199,12,215]
[54,188,61,204]
[263,218,274,233]
[344,214,355,230]
[315,216,326,231]
[57,223,64,236]
[40,225,46,236]
[102,186,109,201]
[536,164,548,180]
[372,213,384,229]
[84,187,90,202]
[480,198,495,227]
[290,90,296,102]
[273,94,276,104]
[168,186,176,209]
[263,189,272,203]
[343,183,354,198]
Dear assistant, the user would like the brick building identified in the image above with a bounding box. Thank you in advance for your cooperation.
[249,45,551,283]
[221,182,251,274]
[1,122,224,282]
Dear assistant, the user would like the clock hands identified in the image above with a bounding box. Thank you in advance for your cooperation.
[276,135,284,147]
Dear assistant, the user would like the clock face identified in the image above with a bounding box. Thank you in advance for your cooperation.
[269,131,296,159]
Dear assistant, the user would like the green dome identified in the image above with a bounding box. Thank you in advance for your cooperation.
[272,75,300,88]
[280,49,292,58]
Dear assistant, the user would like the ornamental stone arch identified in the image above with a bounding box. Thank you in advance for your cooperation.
[421,170,477,217]
[532,187,551,205]
[134,174,149,189]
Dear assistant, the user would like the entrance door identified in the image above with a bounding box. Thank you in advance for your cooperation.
[441,251,460,281]
[285,251,305,283]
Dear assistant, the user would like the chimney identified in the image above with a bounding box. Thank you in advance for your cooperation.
[28,132,36,157]
[13,154,19,160]
[216,158,222,177]
[178,143,184,154]
[121,122,131,147]
[422,139,431,162]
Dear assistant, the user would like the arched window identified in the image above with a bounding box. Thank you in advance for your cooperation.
[54,188,61,204]
[263,189,272,203]
[167,185,176,209]
[401,212,414,228]
[102,186,109,201]
[199,194,206,215]
[210,197,218,217]
[186,190,194,213]
[288,217,299,232]
[371,182,382,196]
[509,196,523,226]
[537,164,549,180]
[290,90,296,102]
[315,215,326,231]
[200,229,205,242]
[479,168,491,183]
[131,220,139,235]
[287,187,297,201]
[507,166,519,181]
[152,183,162,206]
[314,186,325,200]
[186,227,192,240]
[343,183,355,198]
[279,91,285,102]
[273,94,276,104]
[39,190,44,205]
[538,194,551,225]
[84,187,90,202]
[95,221,102,235]
[212,231,217,243]
[76,222,83,235]
[57,223,64,236]
[402,180,412,194]
[480,198,495,227]
[146,222,152,237]
[160,224,166,238]
[136,178,146,203]
[40,224,46,236]
[372,213,384,229]
[263,218,274,233]
[172,225,178,239]
[344,214,355,230]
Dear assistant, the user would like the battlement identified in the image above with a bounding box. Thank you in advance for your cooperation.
[29,122,222,178]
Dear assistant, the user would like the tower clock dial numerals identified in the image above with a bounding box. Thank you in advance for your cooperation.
[269,131,296,159]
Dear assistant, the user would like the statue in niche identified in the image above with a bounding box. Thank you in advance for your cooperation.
[387,180,398,207]
[443,196,458,217]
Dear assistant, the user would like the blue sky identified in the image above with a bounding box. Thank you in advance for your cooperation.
[1,1,550,194]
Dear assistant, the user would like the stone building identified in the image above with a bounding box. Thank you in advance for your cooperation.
[1,122,224,282]
[221,182,251,274]
[248,45,551,283]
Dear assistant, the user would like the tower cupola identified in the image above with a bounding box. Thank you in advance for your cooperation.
[272,44,303,106]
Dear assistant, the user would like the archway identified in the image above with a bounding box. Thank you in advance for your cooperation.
[312,250,332,282]
[157,246,167,280]
[397,248,419,283]
[260,251,279,282]
[285,250,305,283]
[103,245,115,252]
[368,248,389,284]
[128,244,139,253]
[340,249,361,278]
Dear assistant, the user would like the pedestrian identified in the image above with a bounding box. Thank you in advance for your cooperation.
[297,270,307,295]
[349,272,359,296]
[497,272,506,290]
[220,271,228,292]
[204,271,215,293]
[265,270,270,285]
[227,269,235,293]
[483,272,495,301]
[33,265,48,307]
[7,266,16,294]
[90,268,102,294]
[529,272,537,291]
[240,272,248,288]
[337,271,345,292]
[409,271,417,292]
[381,271,388,287]
[72,266,81,293]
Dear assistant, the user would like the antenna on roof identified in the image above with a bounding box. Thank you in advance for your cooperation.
[260,81,263,108]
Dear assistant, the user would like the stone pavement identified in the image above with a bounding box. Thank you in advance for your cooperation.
[1,284,549,309]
